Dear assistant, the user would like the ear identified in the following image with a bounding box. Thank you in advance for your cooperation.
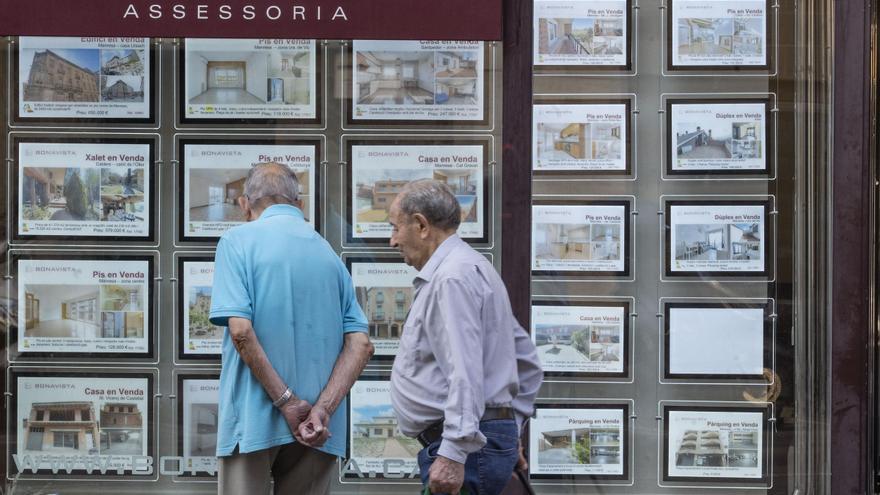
[413,213,431,238]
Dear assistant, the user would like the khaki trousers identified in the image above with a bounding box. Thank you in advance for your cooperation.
[218,442,336,495]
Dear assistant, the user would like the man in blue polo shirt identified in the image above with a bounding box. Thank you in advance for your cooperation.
[209,162,373,495]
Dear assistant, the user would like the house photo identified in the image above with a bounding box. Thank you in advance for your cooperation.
[674,223,762,261]
[21,167,101,222]
[101,76,144,102]
[356,51,435,105]
[534,223,593,260]
[188,402,218,456]
[187,49,311,105]
[677,18,735,56]
[22,49,100,102]
[99,402,143,455]
[101,49,144,76]
[22,401,99,454]
[23,284,100,338]
[355,169,432,224]
[355,286,413,340]
[188,286,221,340]
[188,168,248,222]
[351,405,421,459]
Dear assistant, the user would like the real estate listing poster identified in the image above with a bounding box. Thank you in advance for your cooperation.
[349,142,486,243]
[665,302,770,379]
[16,257,152,357]
[12,372,153,476]
[178,376,220,476]
[182,39,318,122]
[668,100,768,173]
[180,141,317,240]
[670,0,768,69]
[347,378,420,479]
[666,201,768,276]
[529,404,628,479]
[534,0,630,68]
[532,202,629,275]
[179,259,222,358]
[663,406,768,482]
[348,259,418,360]
[16,140,153,240]
[17,37,152,120]
[531,301,628,377]
[351,41,485,122]
[533,102,629,173]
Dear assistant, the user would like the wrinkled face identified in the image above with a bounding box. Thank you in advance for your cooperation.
[389,201,428,269]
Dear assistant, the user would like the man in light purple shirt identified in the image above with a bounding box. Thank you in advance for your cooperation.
[388,179,543,495]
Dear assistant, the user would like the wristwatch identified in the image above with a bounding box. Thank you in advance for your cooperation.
[272,387,293,408]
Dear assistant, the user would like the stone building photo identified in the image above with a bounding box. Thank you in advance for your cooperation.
[355,286,414,340]
[21,49,100,102]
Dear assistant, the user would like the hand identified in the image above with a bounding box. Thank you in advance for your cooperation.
[296,405,332,447]
[516,440,528,471]
[280,399,311,437]
[428,455,464,494]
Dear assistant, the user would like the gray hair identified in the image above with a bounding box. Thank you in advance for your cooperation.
[395,179,461,231]
[243,162,300,208]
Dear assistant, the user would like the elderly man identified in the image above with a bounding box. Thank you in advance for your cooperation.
[389,180,543,495]
[209,162,374,495]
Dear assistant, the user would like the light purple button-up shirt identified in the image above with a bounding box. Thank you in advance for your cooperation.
[390,235,543,464]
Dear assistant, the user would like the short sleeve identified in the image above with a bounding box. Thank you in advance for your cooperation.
[209,236,253,327]
[338,259,368,334]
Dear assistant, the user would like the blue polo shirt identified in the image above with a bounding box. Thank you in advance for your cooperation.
[209,204,368,457]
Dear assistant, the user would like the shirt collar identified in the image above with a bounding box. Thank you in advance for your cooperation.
[258,203,304,220]
[415,234,464,284]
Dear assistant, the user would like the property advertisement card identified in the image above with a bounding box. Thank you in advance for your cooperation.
[350,143,485,241]
[665,408,766,481]
[534,0,629,67]
[181,142,317,239]
[347,379,420,478]
[179,377,219,475]
[17,141,152,239]
[18,37,151,119]
[182,39,317,121]
[529,405,627,479]
[666,303,767,378]
[351,41,485,121]
[534,103,628,172]
[532,203,628,274]
[13,374,151,475]
[17,258,151,355]
[349,260,418,358]
[531,303,626,376]
[671,0,768,68]
[668,202,766,274]
[180,260,222,356]
[670,101,767,172]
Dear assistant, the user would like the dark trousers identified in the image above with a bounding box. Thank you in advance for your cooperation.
[417,419,519,495]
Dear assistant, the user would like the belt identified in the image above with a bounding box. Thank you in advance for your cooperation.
[416,407,514,448]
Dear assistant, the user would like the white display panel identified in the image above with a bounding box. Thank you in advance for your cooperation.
[16,140,152,239]
[670,0,768,69]
[347,378,419,479]
[351,41,485,122]
[13,373,152,475]
[666,304,766,378]
[534,0,629,67]
[16,257,151,356]
[17,37,152,120]
[348,142,486,242]
[348,260,418,359]
[529,404,628,479]
[180,141,317,240]
[532,202,628,274]
[179,260,222,357]
[181,39,318,122]
[178,376,220,477]
[533,102,629,172]
[667,201,767,275]
[664,407,767,482]
[668,101,767,172]
[531,302,627,376]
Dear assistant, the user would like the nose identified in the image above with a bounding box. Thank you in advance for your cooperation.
[389,236,398,248]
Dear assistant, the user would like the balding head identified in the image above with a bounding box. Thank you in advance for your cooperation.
[393,179,461,232]
[243,162,300,210]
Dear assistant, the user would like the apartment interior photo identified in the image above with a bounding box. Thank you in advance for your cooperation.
[356,51,435,105]
[189,168,247,222]
[187,50,310,105]
[675,223,761,261]
[23,284,100,338]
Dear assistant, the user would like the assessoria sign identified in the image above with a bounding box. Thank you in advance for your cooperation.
[0,0,502,40]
